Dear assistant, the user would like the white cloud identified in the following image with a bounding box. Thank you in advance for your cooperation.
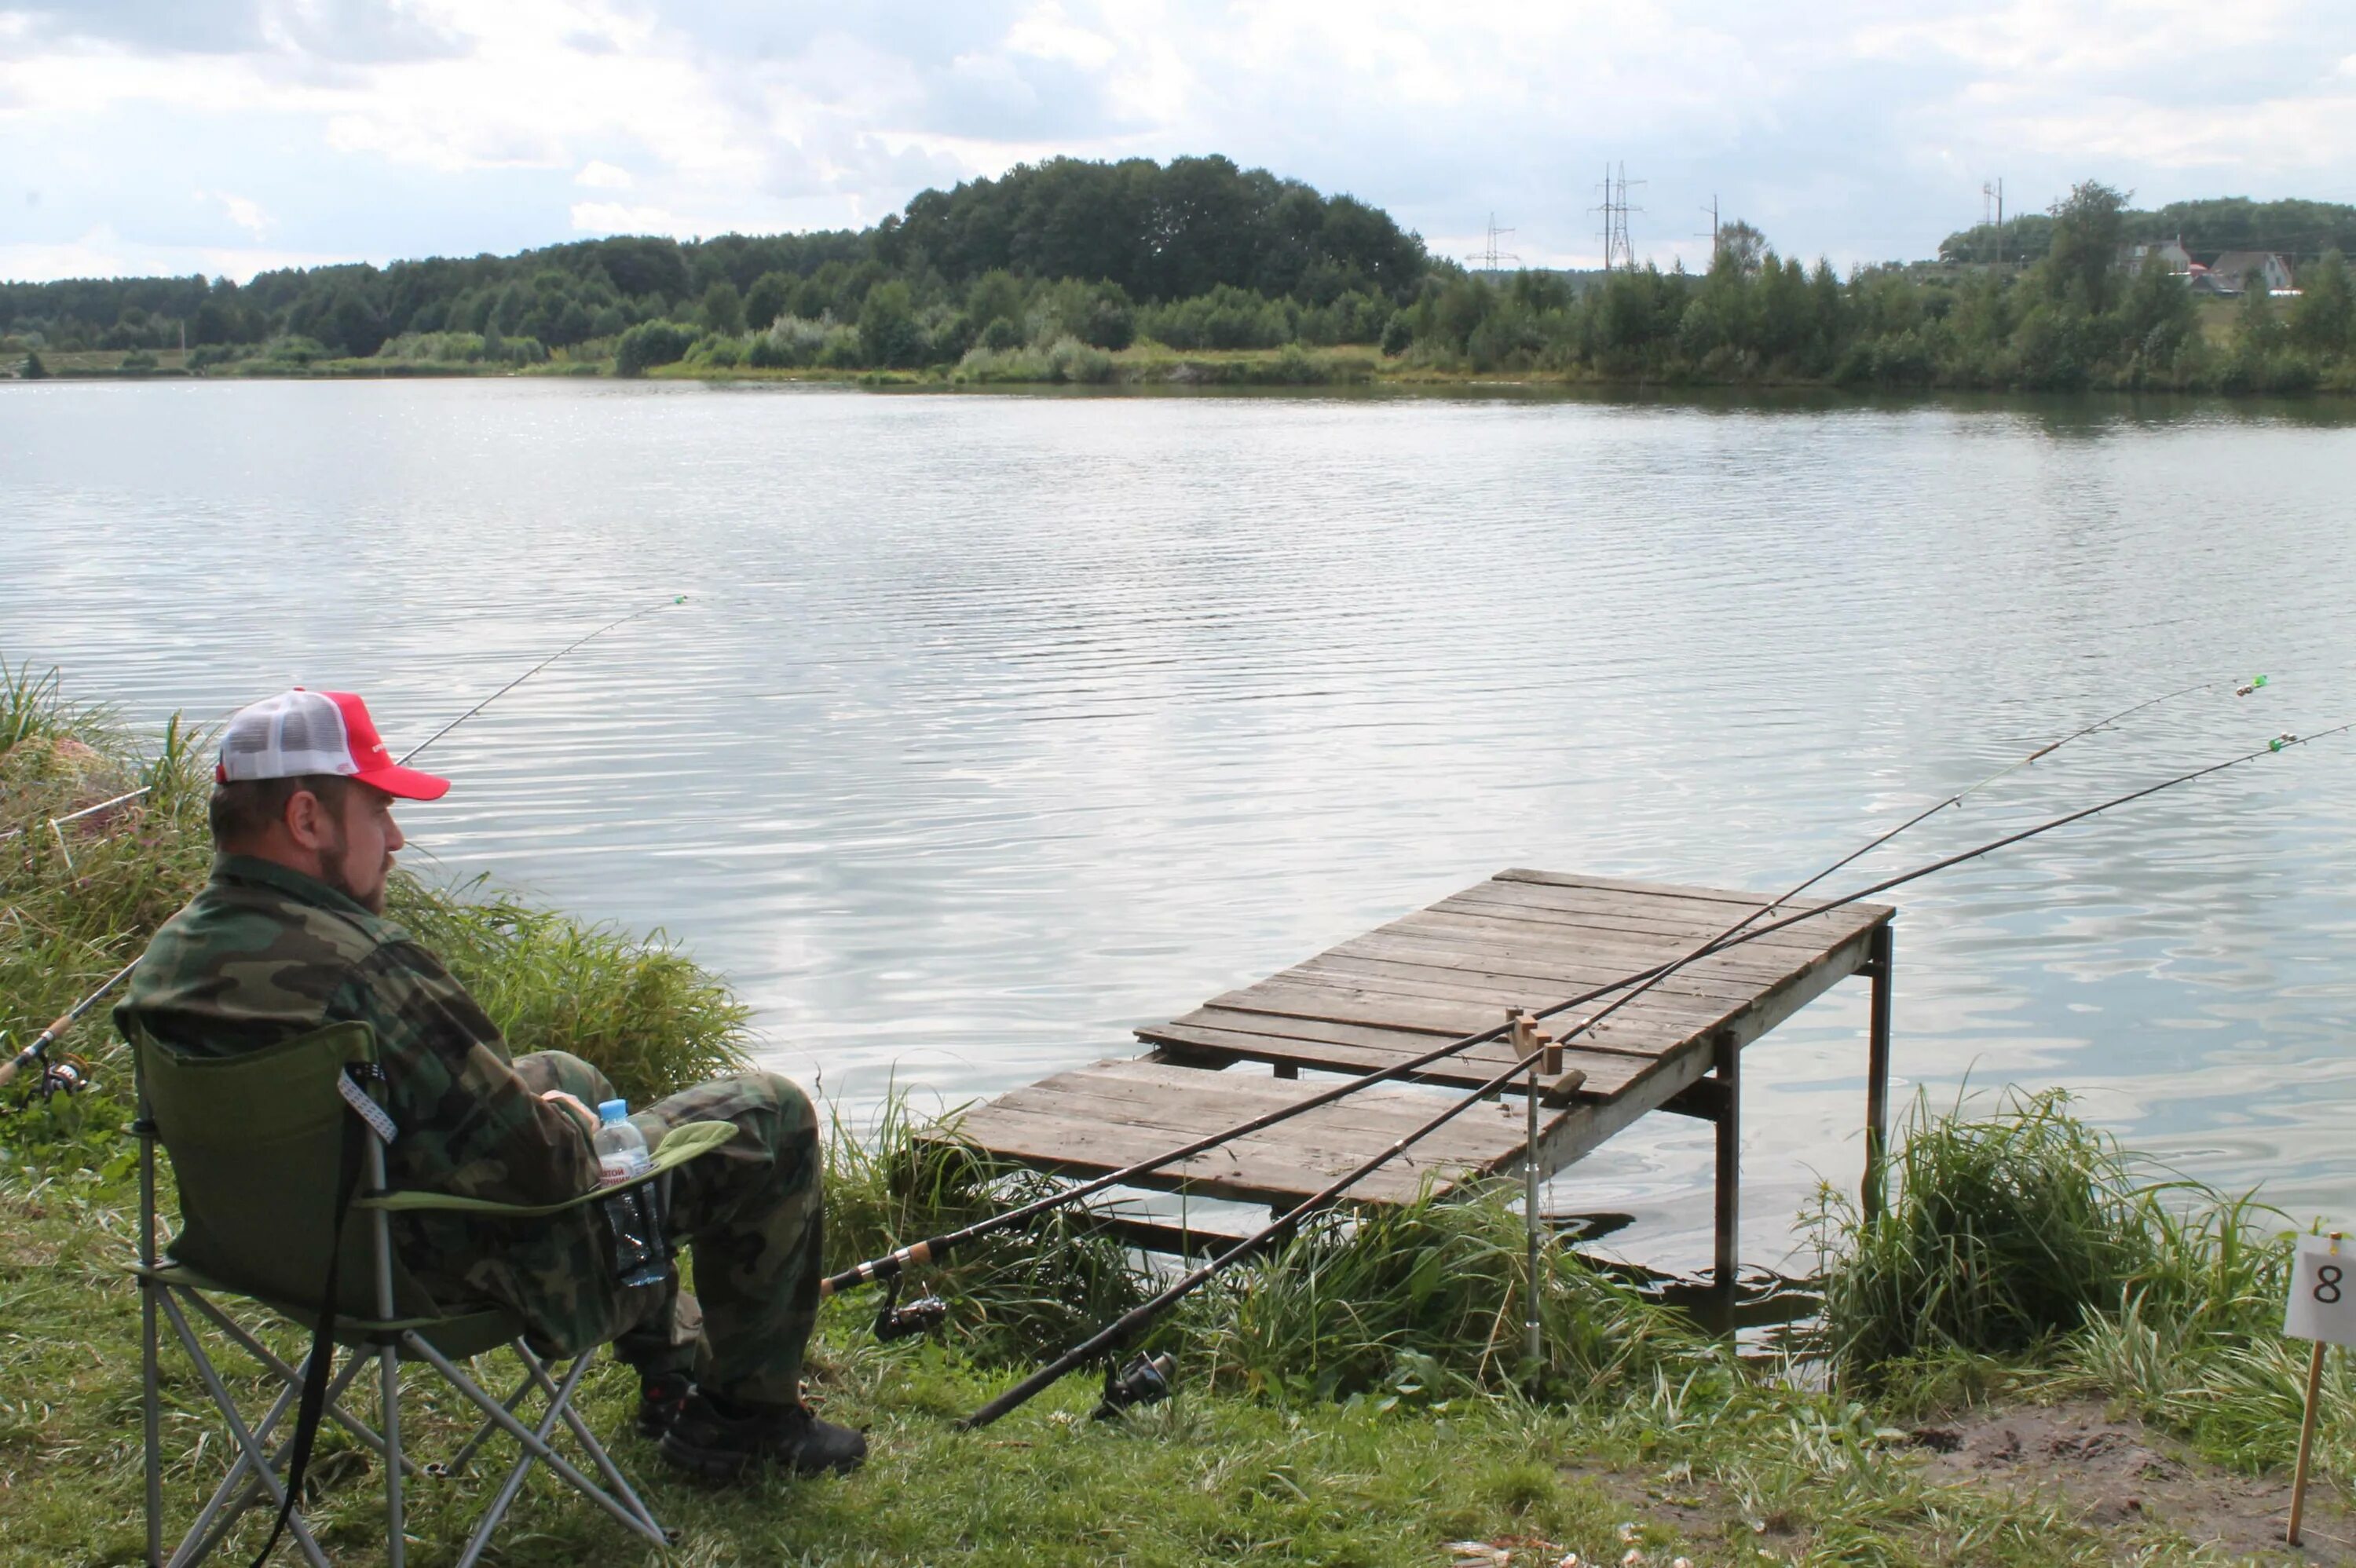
[569,199,680,235]
[0,225,344,283]
[3,0,2355,282]
[204,190,271,236]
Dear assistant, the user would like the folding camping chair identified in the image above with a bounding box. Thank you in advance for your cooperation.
[126,1018,737,1567]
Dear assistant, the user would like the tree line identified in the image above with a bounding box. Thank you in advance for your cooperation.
[6,169,2354,392]
[1403,184,2354,393]
[1938,195,2356,269]
[0,155,1423,367]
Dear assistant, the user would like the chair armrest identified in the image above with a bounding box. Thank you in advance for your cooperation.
[356,1119,738,1217]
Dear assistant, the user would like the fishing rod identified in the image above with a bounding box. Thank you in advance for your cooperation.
[818,674,2266,1307]
[0,598,686,1093]
[957,719,2345,1429]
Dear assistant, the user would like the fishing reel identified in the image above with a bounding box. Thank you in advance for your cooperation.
[1091,1351,1175,1420]
[871,1274,949,1343]
[0,1036,96,1112]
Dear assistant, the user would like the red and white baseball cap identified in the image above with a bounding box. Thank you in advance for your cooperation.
[215,690,450,801]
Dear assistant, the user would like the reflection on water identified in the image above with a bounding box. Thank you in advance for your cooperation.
[5,378,2355,1277]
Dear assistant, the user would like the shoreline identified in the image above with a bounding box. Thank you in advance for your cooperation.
[14,342,2356,403]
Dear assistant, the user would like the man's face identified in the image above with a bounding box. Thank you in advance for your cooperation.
[311,783,404,914]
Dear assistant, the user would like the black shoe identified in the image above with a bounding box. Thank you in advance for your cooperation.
[658,1393,868,1480]
[635,1372,693,1439]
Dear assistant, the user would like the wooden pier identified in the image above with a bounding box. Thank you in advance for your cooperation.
[941,868,1897,1287]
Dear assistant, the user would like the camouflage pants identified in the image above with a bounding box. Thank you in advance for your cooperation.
[511,1052,824,1408]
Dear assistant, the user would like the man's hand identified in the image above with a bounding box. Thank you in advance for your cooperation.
[540,1089,599,1135]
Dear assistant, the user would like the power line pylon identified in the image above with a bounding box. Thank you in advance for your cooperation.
[1465,213,1521,273]
[1593,163,1644,272]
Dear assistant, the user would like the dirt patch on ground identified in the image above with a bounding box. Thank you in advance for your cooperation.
[1911,1398,2354,1563]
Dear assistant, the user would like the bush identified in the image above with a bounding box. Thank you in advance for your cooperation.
[261,334,331,365]
[858,280,924,368]
[613,319,696,376]
[1140,284,1294,350]
[1815,1089,2171,1379]
[1047,335,1114,383]
[1380,316,1413,356]
[119,350,158,372]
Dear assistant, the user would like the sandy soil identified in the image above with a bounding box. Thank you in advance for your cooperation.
[1908,1398,2354,1563]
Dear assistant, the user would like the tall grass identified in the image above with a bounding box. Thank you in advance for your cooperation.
[1194,1191,1714,1404]
[1,654,755,1129]
[1813,1088,2162,1374]
[818,1098,1710,1402]
[389,876,747,1103]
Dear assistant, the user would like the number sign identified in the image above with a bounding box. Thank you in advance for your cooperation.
[2284,1242,2356,1347]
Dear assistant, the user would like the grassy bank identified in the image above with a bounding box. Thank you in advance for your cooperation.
[5,659,2353,1564]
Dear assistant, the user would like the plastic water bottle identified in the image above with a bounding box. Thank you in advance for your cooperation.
[591,1099,667,1288]
[594,1098,651,1184]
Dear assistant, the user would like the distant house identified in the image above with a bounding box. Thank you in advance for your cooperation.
[2204,250,2297,295]
[2121,237,2194,275]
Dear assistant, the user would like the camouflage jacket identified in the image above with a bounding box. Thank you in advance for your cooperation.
[117,853,609,1341]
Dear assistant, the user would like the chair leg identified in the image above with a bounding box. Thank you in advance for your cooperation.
[180,1291,419,1475]
[142,1279,163,1568]
[513,1343,665,1536]
[452,1353,598,1568]
[155,1292,332,1568]
[175,1352,371,1568]
[381,1342,405,1568]
[405,1334,667,1547]
[435,1363,541,1479]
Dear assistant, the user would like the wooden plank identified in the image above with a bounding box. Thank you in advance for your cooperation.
[1448,878,1886,945]
[940,1062,1567,1207]
[1428,894,1869,957]
[1136,1020,1657,1099]
[945,1106,1463,1207]
[1212,978,1711,1058]
[1332,931,1776,1004]
[1374,911,1819,979]
[1497,868,1898,930]
[1397,908,1845,972]
[1147,1006,1637,1085]
[1003,1063,1513,1150]
[1293,955,1740,1030]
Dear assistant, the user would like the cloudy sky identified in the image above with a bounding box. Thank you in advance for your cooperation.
[5,0,2354,284]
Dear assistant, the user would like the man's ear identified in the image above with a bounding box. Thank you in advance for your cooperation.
[283,787,331,852]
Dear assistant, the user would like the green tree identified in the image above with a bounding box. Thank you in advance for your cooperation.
[1714,220,1768,278]
[613,319,695,375]
[858,280,924,367]
[700,280,745,336]
[2291,250,2354,354]
[21,350,47,379]
[2043,181,2130,315]
[2238,267,2285,357]
[2117,252,2195,364]
[744,271,794,331]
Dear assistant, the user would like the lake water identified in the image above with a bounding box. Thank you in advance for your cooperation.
[6,378,2355,1278]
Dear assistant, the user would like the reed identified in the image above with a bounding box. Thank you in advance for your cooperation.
[0,653,756,1122]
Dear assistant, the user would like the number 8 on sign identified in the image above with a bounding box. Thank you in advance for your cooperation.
[2285,1242,2356,1347]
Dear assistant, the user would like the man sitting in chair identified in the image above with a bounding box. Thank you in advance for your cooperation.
[115,689,865,1479]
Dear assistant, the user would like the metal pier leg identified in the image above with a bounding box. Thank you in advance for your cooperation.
[1863,922,1895,1222]
[1712,1030,1740,1310]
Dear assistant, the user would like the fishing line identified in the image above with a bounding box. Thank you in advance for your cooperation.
[819,675,2266,1303]
[0,598,686,1090]
[956,718,2348,1429]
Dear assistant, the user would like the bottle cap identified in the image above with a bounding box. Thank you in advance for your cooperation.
[597,1098,629,1123]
